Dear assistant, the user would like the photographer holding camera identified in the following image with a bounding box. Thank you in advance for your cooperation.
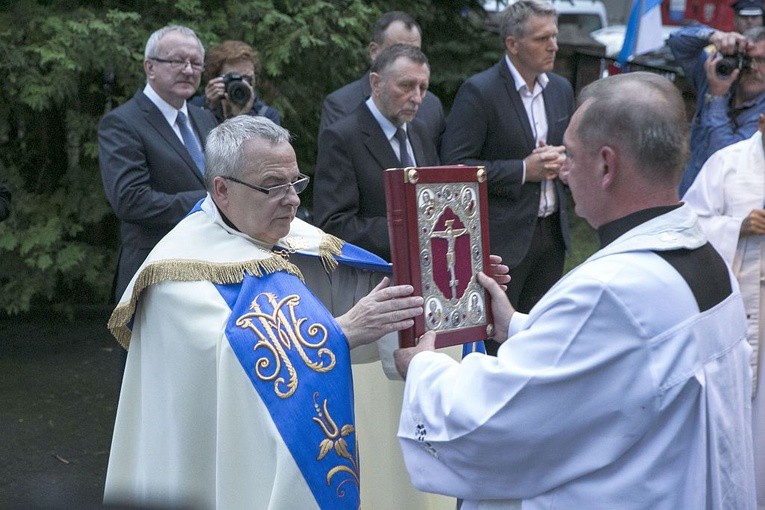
[669,25,765,195]
[192,40,280,125]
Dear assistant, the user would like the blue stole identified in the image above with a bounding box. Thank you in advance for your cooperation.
[194,194,486,360]
[215,271,360,509]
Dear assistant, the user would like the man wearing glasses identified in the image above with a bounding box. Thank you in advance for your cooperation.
[98,24,217,302]
[669,25,765,195]
[104,115,426,509]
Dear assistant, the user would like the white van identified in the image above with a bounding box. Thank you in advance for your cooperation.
[482,0,609,34]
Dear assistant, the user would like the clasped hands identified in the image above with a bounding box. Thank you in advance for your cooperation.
[524,143,566,183]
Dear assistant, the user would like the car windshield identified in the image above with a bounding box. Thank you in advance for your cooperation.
[559,13,604,33]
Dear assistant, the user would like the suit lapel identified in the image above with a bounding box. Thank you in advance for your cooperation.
[188,106,213,147]
[498,62,536,151]
[135,91,205,185]
[542,84,563,145]
[359,105,400,170]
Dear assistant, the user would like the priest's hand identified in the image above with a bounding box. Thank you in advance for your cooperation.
[740,209,765,236]
[488,254,511,291]
[477,271,514,344]
[336,277,424,350]
[394,331,437,379]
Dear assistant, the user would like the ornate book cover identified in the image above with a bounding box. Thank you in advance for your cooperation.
[384,165,494,348]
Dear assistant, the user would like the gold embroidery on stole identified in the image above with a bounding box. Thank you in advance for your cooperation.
[235,292,337,398]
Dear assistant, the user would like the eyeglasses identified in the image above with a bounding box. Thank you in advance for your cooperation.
[150,57,204,72]
[224,173,310,198]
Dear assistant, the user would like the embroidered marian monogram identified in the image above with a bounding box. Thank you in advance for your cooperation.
[312,393,360,498]
[235,292,337,398]
[213,248,361,508]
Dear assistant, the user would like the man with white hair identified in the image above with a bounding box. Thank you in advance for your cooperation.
[104,115,424,509]
[99,25,217,301]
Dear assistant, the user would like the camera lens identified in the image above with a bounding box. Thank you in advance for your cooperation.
[227,81,251,106]
[716,56,741,77]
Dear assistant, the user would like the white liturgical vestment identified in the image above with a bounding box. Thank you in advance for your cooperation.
[104,195,455,510]
[683,131,765,509]
[398,205,756,509]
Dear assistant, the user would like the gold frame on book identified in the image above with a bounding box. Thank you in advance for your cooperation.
[384,165,493,348]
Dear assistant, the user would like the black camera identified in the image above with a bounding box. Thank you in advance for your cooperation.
[221,72,252,106]
[716,52,751,77]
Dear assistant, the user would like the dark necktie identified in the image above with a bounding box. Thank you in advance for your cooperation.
[395,126,413,167]
[176,111,205,174]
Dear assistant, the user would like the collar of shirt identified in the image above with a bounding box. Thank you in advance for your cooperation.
[504,54,549,95]
[597,204,682,248]
[143,83,189,126]
[365,96,400,141]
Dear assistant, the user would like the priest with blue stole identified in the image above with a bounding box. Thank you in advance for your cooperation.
[103,116,426,509]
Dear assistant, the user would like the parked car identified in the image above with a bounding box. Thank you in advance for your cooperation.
[482,0,609,36]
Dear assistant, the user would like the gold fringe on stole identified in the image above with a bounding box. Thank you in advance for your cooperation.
[318,234,344,273]
[108,256,302,350]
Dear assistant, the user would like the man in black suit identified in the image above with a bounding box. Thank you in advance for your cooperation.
[314,44,438,262]
[440,0,573,354]
[319,11,445,148]
[99,25,217,301]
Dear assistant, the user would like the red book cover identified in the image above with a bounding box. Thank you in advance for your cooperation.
[384,165,494,348]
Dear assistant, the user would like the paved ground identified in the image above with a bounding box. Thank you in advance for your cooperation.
[0,306,123,509]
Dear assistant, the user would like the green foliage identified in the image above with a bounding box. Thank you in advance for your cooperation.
[0,3,145,314]
[0,0,511,315]
[563,192,599,273]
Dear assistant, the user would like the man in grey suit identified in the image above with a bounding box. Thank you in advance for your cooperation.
[319,11,445,148]
[314,44,438,262]
[99,25,217,301]
[440,0,573,355]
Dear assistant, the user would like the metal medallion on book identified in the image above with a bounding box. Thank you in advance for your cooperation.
[384,165,494,348]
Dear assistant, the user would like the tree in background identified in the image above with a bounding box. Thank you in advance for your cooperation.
[0,0,497,315]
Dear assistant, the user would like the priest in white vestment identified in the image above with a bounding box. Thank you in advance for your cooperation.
[394,72,757,509]
[103,116,431,510]
[683,117,765,509]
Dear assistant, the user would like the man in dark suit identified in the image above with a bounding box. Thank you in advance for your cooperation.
[319,11,445,148]
[314,44,438,262]
[99,25,217,301]
[440,0,573,354]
